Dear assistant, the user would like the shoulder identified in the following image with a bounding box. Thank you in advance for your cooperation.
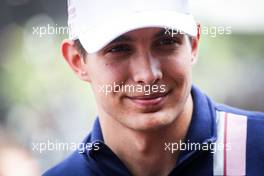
[212,103,264,175]
[214,103,264,146]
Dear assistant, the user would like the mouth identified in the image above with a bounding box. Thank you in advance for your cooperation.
[125,91,171,108]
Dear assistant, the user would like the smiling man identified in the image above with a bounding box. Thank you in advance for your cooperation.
[43,0,264,176]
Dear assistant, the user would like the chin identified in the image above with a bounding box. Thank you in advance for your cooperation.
[124,108,180,131]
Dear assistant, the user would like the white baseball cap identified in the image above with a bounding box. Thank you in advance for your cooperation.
[67,0,197,53]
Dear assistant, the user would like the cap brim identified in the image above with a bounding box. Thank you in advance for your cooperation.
[78,10,197,53]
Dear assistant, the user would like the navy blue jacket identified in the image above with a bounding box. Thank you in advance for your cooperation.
[43,86,264,176]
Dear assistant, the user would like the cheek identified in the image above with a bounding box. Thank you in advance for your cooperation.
[162,53,192,79]
[88,60,130,88]
[88,62,131,110]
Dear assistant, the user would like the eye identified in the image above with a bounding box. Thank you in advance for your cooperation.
[107,44,131,53]
[157,37,179,46]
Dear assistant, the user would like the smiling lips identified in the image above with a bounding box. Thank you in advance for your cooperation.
[126,91,170,107]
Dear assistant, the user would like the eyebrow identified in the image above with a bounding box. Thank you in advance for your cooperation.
[154,29,168,38]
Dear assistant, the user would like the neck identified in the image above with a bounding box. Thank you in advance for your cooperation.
[99,94,193,176]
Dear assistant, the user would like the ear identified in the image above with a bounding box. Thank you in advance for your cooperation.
[190,24,201,65]
[61,39,91,82]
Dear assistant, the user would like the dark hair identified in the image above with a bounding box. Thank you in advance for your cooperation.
[188,35,193,46]
[74,39,87,57]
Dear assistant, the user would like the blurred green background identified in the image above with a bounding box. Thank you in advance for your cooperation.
[0,0,263,173]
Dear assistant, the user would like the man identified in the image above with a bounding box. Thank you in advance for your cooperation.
[43,0,264,175]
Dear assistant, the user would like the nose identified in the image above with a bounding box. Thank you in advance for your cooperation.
[131,51,163,85]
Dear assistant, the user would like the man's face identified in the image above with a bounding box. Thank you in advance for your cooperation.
[82,28,198,131]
